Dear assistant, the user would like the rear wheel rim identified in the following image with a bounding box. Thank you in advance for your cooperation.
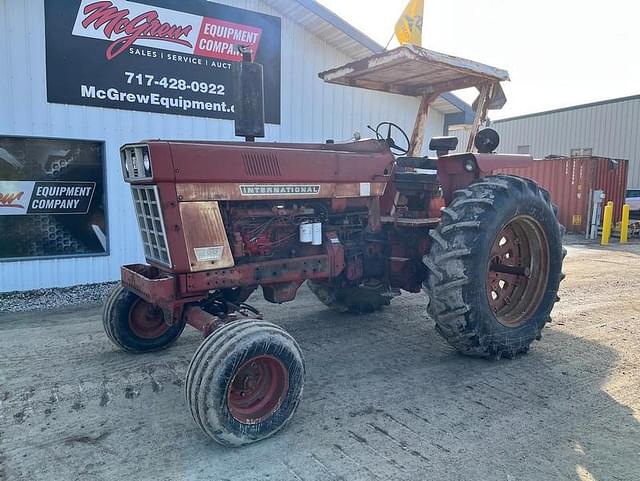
[128,299,170,339]
[486,215,550,327]
[227,355,289,424]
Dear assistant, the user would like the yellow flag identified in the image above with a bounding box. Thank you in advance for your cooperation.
[394,0,424,46]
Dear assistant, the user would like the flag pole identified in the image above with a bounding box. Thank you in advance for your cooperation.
[384,32,395,50]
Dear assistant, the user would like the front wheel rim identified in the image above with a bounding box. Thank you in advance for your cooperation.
[486,215,550,328]
[227,355,289,424]
[128,299,170,339]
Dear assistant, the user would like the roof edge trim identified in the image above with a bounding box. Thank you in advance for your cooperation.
[294,0,384,54]
[495,94,640,123]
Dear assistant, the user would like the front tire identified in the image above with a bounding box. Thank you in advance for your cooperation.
[102,284,185,353]
[423,175,566,358]
[185,319,305,447]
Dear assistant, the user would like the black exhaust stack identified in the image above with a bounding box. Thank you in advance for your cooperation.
[233,47,265,142]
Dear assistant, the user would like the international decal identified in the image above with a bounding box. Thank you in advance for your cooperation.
[240,185,321,196]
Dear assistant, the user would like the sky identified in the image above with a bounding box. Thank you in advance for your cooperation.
[317,0,640,119]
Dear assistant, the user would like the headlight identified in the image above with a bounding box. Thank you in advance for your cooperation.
[464,159,476,172]
[143,151,151,174]
[120,145,152,180]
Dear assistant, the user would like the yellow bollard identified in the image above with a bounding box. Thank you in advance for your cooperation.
[601,202,613,245]
[620,204,630,243]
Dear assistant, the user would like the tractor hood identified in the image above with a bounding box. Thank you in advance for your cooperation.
[121,139,395,186]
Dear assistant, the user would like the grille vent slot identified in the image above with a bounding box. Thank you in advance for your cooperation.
[242,153,281,177]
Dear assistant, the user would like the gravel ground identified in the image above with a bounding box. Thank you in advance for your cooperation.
[0,282,117,313]
[1,242,640,481]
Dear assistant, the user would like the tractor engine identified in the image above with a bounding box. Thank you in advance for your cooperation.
[224,201,365,261]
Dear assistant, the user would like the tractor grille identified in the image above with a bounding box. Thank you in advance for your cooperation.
[242,153,281,177]
[131,185,171,266]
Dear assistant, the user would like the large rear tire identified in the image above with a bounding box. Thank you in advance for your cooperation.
[423,175,566,358]
[102,284,185,353]
[307,280,398,313]
[185,319,305,447]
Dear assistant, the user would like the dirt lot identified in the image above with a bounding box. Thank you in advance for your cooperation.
[1,242,639,481]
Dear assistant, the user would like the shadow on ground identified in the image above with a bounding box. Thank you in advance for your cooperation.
[1,284,638,481]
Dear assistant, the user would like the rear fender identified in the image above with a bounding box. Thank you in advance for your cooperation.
[436,153,533,203]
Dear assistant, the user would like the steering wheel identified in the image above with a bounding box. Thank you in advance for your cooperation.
[372,121,411,156]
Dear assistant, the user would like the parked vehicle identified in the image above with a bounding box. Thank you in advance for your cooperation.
[626,189,640,215]
[103,46,565,447]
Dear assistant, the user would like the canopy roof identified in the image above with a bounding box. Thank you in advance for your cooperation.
[319,45,509,98]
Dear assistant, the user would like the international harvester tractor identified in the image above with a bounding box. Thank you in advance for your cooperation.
[104,46,565,447]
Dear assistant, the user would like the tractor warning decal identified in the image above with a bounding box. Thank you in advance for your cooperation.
[194,246,224,262]
[45,0,281,123]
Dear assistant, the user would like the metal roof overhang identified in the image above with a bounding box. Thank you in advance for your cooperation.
[319,45,510,98]
[262,0,379,59]
[262,1,475,116]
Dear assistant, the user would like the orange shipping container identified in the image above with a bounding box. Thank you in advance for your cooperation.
[495,156,628,234]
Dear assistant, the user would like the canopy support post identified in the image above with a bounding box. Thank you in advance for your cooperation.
[467,82,494,152]
[409,93,439,156]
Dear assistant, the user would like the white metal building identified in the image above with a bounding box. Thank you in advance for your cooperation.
[0,0,471,292]
[450,95,640,188]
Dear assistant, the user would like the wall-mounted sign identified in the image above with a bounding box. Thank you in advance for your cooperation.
[0,137,107,260]
[0,181,96,215]
[44,0,281,123]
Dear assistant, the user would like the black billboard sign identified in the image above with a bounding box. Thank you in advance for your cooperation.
[44,0,282,123]
[0,137,107,260]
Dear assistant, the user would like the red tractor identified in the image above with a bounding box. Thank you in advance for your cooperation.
[104,46,565,447]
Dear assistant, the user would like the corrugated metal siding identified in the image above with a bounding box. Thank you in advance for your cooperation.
[449,125,471,153]
[592,157,629,225]
[488,97,640,188]
[0,0,445,292]
[495,157,628,234]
